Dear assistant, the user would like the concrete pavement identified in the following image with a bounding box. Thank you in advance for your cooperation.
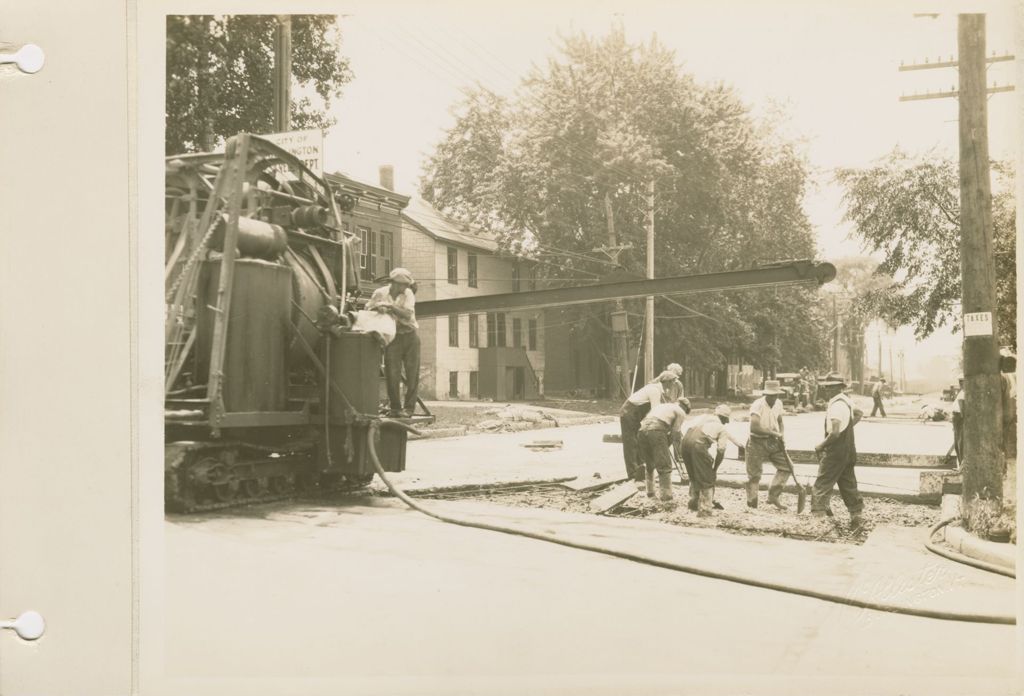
[164,497,1019,695]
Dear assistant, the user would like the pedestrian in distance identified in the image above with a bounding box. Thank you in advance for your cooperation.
[637,396,692,504]
[870,378,887,417]
[744,379,795,510]
[681,404,745,516]
[950,377,965,469]
[999,348,1016,463]
[619,365,685,483]
[812,378,865,531]
[366,267,420,418]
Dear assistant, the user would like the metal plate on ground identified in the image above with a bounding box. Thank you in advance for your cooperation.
[562,475,628,492]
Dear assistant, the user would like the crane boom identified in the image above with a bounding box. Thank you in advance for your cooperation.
[415,260,836,318]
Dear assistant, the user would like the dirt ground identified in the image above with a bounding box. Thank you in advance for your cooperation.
[418,482,941,545]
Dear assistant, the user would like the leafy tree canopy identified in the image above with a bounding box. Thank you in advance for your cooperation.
[835,150,1016,349]
[421,27,828,374]
[166,15,353,154]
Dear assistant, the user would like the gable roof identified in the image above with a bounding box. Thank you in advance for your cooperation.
[401,197,499,253]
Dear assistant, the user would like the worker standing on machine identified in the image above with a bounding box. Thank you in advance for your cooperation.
[367,268,420,418]
[812,379,865,530]
[745,379,793,510]
[618,366,685,483]
[637,396,692,504]
[681,404,744,516]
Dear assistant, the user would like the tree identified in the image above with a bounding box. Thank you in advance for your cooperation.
[835,150,1016,349]
[421,27,828,392]
[166,15,353,154]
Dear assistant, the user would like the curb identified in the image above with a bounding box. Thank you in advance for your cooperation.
[943,525,1017,573]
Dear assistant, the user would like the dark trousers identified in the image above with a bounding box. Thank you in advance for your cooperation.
[384,330,420,413]
[952,413,964,465]
[638,428,672,477]
[619,401,650,480]
[870,394,886,417]
[680,430,716,492]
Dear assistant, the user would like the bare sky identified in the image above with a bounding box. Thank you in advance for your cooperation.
[318,0,1020,375]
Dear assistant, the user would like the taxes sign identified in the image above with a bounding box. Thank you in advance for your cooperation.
[963,311,993,337]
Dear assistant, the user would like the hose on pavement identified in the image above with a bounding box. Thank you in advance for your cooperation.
[925,517,1016,579]
[368,420,1014,626]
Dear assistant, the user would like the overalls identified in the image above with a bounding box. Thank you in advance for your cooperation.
[811,400,864,514]
[680,424,716,514]
[619,400,653,481]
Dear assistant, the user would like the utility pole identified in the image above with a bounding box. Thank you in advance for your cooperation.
[601,192,632,399]
[273,15,292,132]
[832,294,839,373]
[644,181,655,385]
[957,13,1003,532]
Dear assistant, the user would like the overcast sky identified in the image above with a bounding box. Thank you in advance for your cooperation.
[315,0,1019,375]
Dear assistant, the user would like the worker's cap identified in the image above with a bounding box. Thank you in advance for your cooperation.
[666,363,683,377]
[714,404,731,418]
[389,267,415,285]
[1000,347,1016,360]
[761,379,785,395]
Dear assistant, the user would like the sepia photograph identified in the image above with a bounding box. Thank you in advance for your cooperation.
[152,2,1019,694]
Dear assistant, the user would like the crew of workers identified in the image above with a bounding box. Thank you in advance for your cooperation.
[619,369,868,529]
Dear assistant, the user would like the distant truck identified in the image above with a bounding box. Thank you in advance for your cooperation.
[942,384,959,401]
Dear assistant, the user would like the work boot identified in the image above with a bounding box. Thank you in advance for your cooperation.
[698,488,714,517]
[645,469,656,498]
[658,471,673,503]
[767,488,788,511]
[687,487,699,511]
[849,513,865,532]
[746,481,759,508]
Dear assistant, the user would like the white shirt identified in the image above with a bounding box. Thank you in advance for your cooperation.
[366,286,418,331]
[641,403,688,433]
[825,393,855,434]
[749,396,783,435]
[627,382,666,407]
[694,415,746,451]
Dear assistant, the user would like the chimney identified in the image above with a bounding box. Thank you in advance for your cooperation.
[379,165,394,191]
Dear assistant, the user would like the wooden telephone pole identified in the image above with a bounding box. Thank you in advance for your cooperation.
[600,193,633,399]
[898,13,1014,533]
[957,14,1003,531]
[644,181,655,385]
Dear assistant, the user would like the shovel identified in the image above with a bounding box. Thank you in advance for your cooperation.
[781,445,812,513]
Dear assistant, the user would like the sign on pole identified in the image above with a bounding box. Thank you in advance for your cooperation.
[963,311,994,337]
[262,129,324,176]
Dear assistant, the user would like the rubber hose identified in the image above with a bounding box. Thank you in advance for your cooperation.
[925,517,1016,579]
[368,420,1014,626]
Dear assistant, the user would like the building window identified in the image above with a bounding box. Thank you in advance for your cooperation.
[469,314,479,348]
[512,265,521,292]
[357,226,379,281]
[448,314,459,347]
[512,318,522,347]
[447,246,458,284]
[528,318,537,350]
[468,253,478,288]
[469,371,479,398]
[449,371,459,398]
[378,231,393,277]
[486,312,507,347]
[528,264,537,291]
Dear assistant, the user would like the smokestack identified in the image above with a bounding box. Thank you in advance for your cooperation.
[379,165,394,191]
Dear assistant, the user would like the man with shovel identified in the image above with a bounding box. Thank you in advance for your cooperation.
[812,378,865,530]
[745,379,795,510]
[637,396,691,504]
